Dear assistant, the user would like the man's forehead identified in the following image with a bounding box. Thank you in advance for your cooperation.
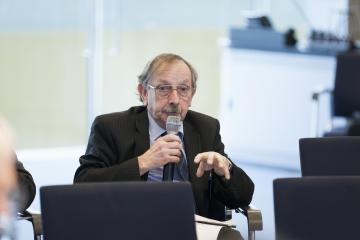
[153,78,191,85]
[150,61,192,85]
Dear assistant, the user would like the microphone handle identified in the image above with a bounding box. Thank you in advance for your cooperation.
[163,163,175,181]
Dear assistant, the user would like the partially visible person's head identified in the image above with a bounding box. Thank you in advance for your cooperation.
[0,118,16,215]
[137,53,198,128]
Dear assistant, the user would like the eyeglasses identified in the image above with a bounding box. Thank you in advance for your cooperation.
[147,84,192,98]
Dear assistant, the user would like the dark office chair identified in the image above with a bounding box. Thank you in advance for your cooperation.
[299,137,360,176]
[40,182,197,240]
[39,182,262,240]
[273,176,360,240]
[312,52,360,137]
[17,210,42,240]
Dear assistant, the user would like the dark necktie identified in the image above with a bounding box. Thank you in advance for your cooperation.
[175,132,189,181]
[162,132,189,181]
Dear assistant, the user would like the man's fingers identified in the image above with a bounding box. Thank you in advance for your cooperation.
[196,161,205,177]
[167,155,181,163]
[194,152,207,163]
[169,141,183,149]
[159,149,181,164]
[194,152,231,179]
[224,169,230,180]
[213,156,231,180]
[160,134,181,143]
[206,152,214,166]
[156,139,182,151]
[216,160,230,179]
[167,149,181,157]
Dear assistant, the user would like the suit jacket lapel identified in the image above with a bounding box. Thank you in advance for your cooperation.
[134,109,150,158]
[183,120,201,181]
[184,118,210,214]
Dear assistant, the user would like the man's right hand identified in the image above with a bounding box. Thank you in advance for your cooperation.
[138,134,182,176]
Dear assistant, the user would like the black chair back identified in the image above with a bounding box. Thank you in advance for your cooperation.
[40,182,196,240]
[333,52,360,118]
[273,176,360,240]
[299,137,360,176]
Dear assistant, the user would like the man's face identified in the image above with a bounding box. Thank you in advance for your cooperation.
[138,60,194,128]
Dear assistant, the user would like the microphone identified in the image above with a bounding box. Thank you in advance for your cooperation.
[162,115,181,181]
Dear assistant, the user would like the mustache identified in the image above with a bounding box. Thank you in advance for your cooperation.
[165,105,180,114]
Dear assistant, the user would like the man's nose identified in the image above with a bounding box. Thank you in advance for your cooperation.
[168,88,180,103]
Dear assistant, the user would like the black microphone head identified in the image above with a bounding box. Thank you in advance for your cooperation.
[166,116,181,134]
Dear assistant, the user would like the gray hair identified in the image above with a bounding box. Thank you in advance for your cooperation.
[138,53,198,102]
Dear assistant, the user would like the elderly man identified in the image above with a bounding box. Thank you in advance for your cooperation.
[74,53,254,221]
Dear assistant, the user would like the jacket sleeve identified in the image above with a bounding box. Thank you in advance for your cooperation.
[211,120,254,208]
[15,157,36,212]
[74,115,142,183]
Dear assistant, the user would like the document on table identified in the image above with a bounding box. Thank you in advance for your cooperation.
[195,214,236,240]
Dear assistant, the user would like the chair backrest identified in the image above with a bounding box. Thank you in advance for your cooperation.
[273,176,360,240]
[333,52,360,118]
[299,137,360,176]
[40,182,196,240]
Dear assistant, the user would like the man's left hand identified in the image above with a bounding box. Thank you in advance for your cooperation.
[194,152,231,180]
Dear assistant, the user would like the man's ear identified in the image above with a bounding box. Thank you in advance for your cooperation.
[137,84,148,105]
[188,89,196,107]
